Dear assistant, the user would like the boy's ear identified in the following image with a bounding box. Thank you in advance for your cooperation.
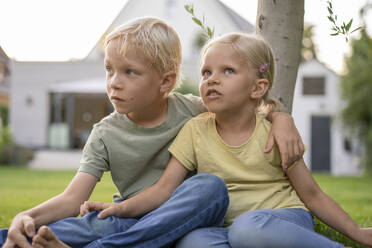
[160,71,177,94]
[250,79,270,99]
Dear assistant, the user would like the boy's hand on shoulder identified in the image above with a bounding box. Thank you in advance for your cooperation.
[80,201,126,219]
[265,112,304,170]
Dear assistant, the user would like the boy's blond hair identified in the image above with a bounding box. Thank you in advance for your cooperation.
[202,33,281,115]
[105,17,183,90]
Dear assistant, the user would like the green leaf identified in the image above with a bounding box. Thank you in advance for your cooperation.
[350,26,363,34]
[207,27,214,38]
[328,16,334,23]
[345,19,353,32]
[327,7,333,15]
[192,17,202,26]
[330,33,339,36]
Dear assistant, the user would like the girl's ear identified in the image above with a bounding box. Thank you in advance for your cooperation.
[250,79,270,99]
[160,71,177,94]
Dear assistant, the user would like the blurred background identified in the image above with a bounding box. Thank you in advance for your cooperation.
[0,0,371,176]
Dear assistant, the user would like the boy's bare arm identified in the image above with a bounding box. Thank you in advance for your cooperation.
[287,160,372,247]
[5,172,98,248]
[265,111,304,169]
[80,156,189,219]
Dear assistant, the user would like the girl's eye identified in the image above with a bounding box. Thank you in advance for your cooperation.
[202,70,211,77]
[225,68,234,75]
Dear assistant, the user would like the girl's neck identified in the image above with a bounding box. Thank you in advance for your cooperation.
[215,108,257,146]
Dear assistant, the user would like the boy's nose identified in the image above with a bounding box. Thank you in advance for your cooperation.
[109,77,123,89]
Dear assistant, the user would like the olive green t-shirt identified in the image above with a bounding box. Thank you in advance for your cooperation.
[79,93,206,201]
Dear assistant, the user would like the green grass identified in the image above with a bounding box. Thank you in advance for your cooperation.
[0,167,371,247]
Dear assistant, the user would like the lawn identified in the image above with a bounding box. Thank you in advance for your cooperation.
[0,167,371,247]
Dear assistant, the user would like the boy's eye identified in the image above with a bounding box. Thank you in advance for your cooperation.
[105,66,112,73]
[127,69,136,75]
[202,70,211,77]
[225,68,234,75]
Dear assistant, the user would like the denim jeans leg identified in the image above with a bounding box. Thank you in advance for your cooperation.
[0,212,137,248]
[228,208,344,248]
[0,228,8,246]
[48,211,137,248]
[176,227,230,248]
[84,173,229,248]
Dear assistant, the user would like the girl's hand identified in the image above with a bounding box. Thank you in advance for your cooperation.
[80,201,126,219]
[355,227,372,247]
[4,214,35,248]
[265,112,304,170]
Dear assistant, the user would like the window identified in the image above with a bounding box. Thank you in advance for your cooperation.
[302,76,325,95]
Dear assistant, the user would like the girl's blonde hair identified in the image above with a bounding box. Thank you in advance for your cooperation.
[202,33,281,115]
[105,17,183,90]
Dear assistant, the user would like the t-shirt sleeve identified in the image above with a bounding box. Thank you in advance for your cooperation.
[168,120,197,171]
[78,126,110,180]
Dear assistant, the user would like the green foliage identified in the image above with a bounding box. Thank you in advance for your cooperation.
[326,0,363,42]
[175,78,200,96]
[341,30,372,175]
[184,4,214,40]
[0,105,8,126]
[301,24,318,61]
[0,125,34,166]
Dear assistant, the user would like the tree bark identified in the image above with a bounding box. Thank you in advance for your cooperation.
[256,0,304,113]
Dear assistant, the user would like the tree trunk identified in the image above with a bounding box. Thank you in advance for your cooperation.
[256,0,304,113]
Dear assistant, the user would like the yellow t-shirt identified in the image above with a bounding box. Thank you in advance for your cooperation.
[169,112,308,226]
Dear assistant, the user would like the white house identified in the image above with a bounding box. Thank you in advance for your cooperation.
[292,59,362,175]
[7,0,362,174]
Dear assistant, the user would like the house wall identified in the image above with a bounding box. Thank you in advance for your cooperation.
[87,0,254,83]
[292,60,362,175]
[10,61,104,147]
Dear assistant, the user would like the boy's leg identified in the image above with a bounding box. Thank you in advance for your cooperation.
[0,229,8,246]
[0,212,138,248]
[47,211,137,247]
[84,173,229,248]
[175,227,230,248]
[228,208,344,248]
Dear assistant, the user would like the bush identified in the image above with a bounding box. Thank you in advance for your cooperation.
[0,125,34,166]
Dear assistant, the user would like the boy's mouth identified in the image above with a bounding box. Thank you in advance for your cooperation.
[111,96,125,102]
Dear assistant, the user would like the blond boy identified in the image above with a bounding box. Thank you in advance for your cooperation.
[1,17,303,248]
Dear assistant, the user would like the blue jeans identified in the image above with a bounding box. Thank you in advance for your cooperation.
[0,173,229,248]
[176,208,344,248]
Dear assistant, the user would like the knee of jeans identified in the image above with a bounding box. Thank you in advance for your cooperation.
[192,174,227,197]
[228,211,271,248]
[176,229,213,248]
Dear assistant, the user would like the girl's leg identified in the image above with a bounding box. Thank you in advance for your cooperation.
[84,173,229,248]
[228,208,344,248]
[176,227,230,248]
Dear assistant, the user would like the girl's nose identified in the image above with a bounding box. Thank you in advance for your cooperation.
[207,76,221,85]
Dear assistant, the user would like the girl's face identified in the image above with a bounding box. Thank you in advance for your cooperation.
[200,43,258,116]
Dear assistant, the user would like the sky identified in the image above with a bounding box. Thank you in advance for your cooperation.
[0,0,371,74]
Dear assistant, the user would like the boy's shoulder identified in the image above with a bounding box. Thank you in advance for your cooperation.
[168,92,206,116]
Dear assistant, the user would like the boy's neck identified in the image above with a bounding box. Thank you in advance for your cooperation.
[215,109,257,146]
[127,98,169,128]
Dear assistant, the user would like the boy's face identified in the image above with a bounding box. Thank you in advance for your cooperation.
[104,39,165,117]
[199,43,258,115]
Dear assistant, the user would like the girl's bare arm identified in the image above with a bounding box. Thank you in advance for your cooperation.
[287,160,372,247]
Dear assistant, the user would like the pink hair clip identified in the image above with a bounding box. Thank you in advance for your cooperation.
[259,63,270,74]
